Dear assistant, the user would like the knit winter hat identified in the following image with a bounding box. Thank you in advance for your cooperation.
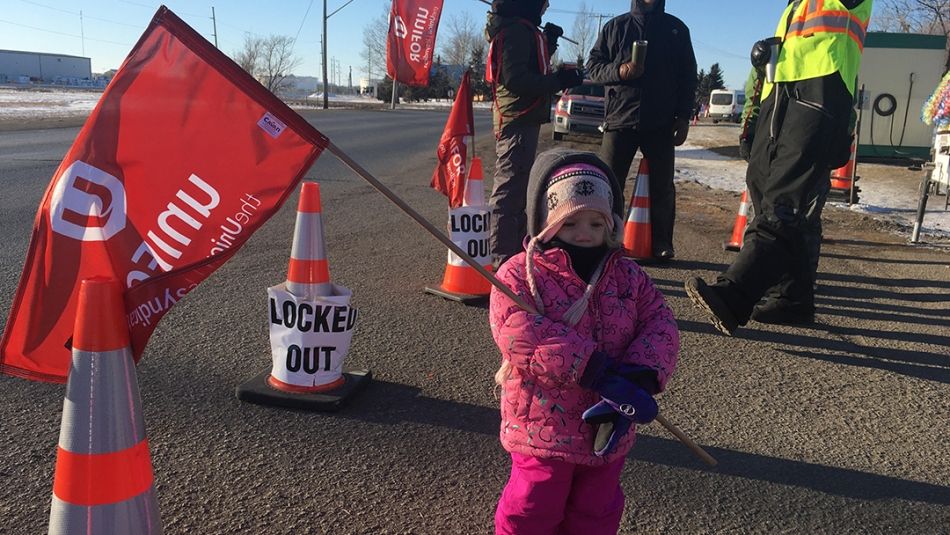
[524,161,617,326]
[537,163,615,244]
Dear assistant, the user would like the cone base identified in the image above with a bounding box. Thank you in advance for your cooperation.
[423,285,489,305]
[723,242,742,252]
[236,369,372,412]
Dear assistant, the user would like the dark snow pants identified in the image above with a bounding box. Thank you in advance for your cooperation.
[599,127,677,253]
[713,73,853,323]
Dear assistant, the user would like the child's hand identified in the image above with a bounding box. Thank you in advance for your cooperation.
[592,379,658,425]
[582,401,635,456]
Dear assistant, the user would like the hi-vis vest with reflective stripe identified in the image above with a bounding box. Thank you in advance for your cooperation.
[763,0,872,98]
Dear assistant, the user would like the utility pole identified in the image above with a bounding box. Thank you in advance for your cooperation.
[321,0,359,108]
[80,10,85,56]
[211,7,218,48]
[322,0,329,110]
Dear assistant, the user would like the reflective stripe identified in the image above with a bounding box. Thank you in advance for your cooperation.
[764,0,871,97]
[625,210,649,224]
[787,13,867,48]
[53,440,154,506]
[287,259,330,283]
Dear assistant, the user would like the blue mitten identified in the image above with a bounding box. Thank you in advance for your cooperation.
[609,363,660,395]
[594,374,659,424]
[582,401,633,456]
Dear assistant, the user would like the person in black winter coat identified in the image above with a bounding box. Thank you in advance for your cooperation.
[586,0,697,261]
[485,0,584,268]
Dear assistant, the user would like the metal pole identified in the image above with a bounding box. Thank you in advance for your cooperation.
[911,167,932,243]
[322,0,329,110]
[850,84,865,205]
[211,7,218,48]
[391,79,398,110]
[80,10,85,56]
[325,140,718,467]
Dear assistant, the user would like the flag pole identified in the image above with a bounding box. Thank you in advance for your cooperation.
[326,142,718,467]
[473,0,578,45]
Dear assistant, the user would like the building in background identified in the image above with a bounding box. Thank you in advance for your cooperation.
[857,33,948,160]
[0,49,92,85]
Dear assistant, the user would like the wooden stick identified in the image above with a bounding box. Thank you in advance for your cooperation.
[655,414,718,466]
[327,141,717,467]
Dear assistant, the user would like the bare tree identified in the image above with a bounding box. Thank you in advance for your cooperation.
[360,4,389,82]
[873,0,949,34]
[873,0,950,69]
[440,12,480,67]
[233,34,301,93]
[569,1,597,65]
[260,36,302,93]
[234,34,264,79]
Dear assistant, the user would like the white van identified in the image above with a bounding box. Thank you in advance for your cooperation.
[708,89,745,123]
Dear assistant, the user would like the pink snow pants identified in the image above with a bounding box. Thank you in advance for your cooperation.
[495,453,626,535]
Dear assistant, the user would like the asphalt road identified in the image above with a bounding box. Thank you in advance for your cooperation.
[0,109,948,534]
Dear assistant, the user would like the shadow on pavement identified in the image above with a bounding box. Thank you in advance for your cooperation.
[781,348,950,385]
[821,251,950,266]
[817,294,949,319]
[677,319,949,382]
[818,307,950,329]
[818,282,950,304]
[334,379,950,506]
[819,272,950,290]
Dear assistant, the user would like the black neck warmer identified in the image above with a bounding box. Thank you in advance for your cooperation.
[545,240,610,283]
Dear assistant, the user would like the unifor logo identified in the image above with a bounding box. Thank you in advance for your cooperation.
[50,160,126,241]
[393,15,408,38]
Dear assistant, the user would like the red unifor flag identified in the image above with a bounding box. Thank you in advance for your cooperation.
[0,7,328,383]
[387,0,445,86]
[431,71,474,209]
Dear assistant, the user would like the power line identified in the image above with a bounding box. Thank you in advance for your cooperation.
[15,0,76,16]
[0,18,130,47]
[292,0,315,50]
[547,8,614,19]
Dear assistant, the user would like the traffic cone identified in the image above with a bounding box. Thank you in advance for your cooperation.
[425,156,493,304]
[829,140,860,203]
[463,156,486,208]
[236,182,371,411]
[49,278,161,534]
[622,159,652,259]
[723,189,750,252]
[286,182,331,298]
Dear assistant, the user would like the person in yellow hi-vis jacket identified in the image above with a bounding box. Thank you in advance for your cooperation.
[686,0,872,334]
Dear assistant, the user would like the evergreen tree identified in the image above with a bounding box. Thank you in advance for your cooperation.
[707,63,726,91]
[426,64,452,100]
[695,63,726,106]
[469,44,489,101]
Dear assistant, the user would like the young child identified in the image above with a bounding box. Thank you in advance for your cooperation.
[489,148,679,534]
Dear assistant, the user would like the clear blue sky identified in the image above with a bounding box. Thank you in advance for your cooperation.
[0,0,885,89]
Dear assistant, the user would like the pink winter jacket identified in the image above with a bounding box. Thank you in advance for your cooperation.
[489,247,679,466]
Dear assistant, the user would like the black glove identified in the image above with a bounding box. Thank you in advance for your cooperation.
[739,137,753,161]
[555,66,584,90]
[543,23,564,54]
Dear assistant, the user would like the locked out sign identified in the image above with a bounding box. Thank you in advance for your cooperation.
[267,284,357,390]
[447,206,490,267]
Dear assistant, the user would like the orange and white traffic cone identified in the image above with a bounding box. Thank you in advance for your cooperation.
[237,182,371,411]
[829,140,860,204]
[622,159,652,260]
[286,182,332,298]
[723,189,750,252]
[425,156,493,304]
[49,278,161,534]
